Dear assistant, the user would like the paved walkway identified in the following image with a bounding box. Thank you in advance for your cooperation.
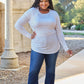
[55,73,84,84]
[39,49,84,84]
[63,30,84,34]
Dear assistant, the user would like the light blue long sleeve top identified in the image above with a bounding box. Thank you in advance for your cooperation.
[15,7,69,54]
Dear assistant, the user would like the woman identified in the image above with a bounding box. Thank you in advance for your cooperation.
[15,0,72,84]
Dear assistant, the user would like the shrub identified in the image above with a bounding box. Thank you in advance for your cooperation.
[75,24,80,30]
[80,24,84,30]
[61,23,69,29]
[75,24,84,30]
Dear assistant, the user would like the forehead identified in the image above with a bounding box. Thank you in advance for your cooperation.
[40,0,49,1]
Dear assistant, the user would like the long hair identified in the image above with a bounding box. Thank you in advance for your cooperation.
[30,0,54,10]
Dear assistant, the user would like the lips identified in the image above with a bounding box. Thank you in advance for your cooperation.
[42,6,46,7]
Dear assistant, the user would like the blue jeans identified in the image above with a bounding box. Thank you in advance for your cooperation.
[28,49,59,84]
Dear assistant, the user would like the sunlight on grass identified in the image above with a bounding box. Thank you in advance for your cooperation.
[65,37,84,40]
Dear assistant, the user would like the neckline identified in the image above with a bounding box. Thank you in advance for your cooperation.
[37,7,50,15]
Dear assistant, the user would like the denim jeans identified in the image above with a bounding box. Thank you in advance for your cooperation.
[28,49,59,84]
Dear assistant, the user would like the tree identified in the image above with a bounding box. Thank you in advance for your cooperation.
[65,0,84,23]
[54,3,66,22]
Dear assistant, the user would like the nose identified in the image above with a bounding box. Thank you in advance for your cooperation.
[42,2,46,5]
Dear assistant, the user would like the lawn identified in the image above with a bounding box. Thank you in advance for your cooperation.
[63,32,84,36]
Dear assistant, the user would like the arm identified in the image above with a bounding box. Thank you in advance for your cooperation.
[55,12,69,52]
[15,8,33,39]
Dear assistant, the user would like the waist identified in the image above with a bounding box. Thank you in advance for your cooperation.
[36,32,56,37]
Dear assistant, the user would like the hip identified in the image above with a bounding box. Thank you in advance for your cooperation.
[31,33,59,48]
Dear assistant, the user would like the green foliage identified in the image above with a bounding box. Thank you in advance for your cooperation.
[62,22,84,30]
[75,24,84,30]
[53,0,84,26]
[52,0,59,5]
[59,0,75,6]
[75,24,80,30]
[64,0,84,23]
[63,32,84,35]
[54,3,66,22]
[80,24,84,30]
[61,23,69,29]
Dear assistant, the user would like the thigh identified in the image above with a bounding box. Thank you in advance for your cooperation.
[45,51,59,73]
[29,49,45,73]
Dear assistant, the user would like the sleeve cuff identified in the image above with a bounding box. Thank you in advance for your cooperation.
[64,47,69,52]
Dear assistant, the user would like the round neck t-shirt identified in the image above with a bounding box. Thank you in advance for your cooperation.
[15,7,69,54]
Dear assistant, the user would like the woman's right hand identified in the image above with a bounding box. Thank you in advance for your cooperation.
[31,31,36,39]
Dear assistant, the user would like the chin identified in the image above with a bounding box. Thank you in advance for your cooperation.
[40,7,48,9]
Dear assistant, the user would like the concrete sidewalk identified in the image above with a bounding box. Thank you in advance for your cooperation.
[63,30,84,34]
[55,73,84,84]
[39,49,84,84]
[55,49,84,79]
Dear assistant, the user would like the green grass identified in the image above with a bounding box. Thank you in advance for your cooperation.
[63,32,84,35]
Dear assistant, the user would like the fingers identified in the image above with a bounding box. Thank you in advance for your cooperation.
[31,31,36,39]
[69,50,73,56]
[69,50,72,54]
[67,50,73,56]
[33,31,36,35]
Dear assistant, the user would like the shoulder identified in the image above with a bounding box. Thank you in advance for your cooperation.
[50,9,60,20]
[24,7,36,15]
[50,9,59,16]
[28,7,36,11]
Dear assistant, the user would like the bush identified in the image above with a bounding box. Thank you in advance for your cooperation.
[62,23,84,30]
[75,24,84,30]
[80,24,84,30]
[61,23,69,29]
[75,24,80,30]
[61,23,74,29]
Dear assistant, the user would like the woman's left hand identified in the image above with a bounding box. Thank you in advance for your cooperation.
[66,49,73,56]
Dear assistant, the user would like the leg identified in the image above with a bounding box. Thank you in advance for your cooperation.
[44,51,59,84]
[28,49,45,84]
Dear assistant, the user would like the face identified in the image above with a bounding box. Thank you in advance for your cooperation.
[39,0,49,9]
